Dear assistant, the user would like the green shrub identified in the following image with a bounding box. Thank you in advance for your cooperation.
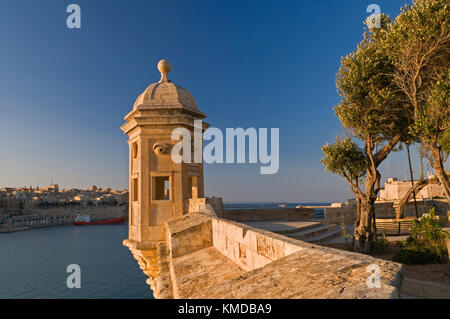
[340,221,352,251]
[393,247,446,265]
[393,208,449,265]
[408,208,447,247]
[373,232,389,253]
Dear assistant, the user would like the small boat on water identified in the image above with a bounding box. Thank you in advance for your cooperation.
[296,204,303,209]
[73,213,126,226]
[278,203,286,208]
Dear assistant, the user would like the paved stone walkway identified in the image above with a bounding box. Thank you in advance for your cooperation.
[188,245,402,298]
[171,247,245,298]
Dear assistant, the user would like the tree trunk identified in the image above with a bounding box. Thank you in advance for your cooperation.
[354,197,362,231]
[354,170,377,253]
[395,179,431,219]
[430,144,450,204]
[354,199,375,253]
[352,134,401,253]
[406,144,419,218]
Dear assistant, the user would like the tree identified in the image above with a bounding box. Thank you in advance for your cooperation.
[321,137,366,234]
[385,0,450,203]
[323,15,412,253]
[412,76,450,202]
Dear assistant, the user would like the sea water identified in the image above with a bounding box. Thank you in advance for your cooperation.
[0,203,329,298]
[0,224,153,299]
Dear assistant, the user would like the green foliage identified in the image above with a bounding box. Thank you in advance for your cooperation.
[335,14,411,141]
[385,0,450,150]
[372,232,389,253]
[340,221,353,251]
[323,0,449,252]
[321,138,366,181]
[441,129,450,154]
[410,73,450,146]
[393,246,446,265]
[388,0,449,48]
[393,208,449,264]
[409,208,448,245]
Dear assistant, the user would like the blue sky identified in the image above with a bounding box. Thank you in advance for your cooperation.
[0,0,443,202]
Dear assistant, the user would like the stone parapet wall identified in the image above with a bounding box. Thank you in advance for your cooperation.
[145,210,404,298]
[166,213,213,258]
[194,244,403,299]
[188,198,220,217]
[125,200,405,299]
[207,197,224,217]
[172,204,305,271]
[401,277,450,298]
[211,217,304,271]
[325,200,449,225]
[324,208,355,225]
[222,208,314,222]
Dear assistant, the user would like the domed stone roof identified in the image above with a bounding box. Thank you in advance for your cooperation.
[132,59,200,114]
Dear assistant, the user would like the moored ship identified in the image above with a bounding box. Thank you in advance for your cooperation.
[73,213,126,225]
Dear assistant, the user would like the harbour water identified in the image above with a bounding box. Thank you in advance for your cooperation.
[0,203,329,299]
[0,224,153,299]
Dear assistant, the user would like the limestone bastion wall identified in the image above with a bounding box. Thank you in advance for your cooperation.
[150,209,404,298]
[325,200,449,225]
[220,208,315,222]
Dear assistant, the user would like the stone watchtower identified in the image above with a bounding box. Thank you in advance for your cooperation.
[119,61,405,300]
[121,60,207,245]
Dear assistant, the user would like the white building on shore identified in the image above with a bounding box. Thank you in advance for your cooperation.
[378,174,446,201]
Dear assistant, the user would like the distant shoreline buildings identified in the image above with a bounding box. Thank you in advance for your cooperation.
[378,174,446,201]
[0,184,128,217]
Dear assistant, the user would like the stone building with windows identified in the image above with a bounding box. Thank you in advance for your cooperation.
[379,175,447,201]
[121,59,208,244]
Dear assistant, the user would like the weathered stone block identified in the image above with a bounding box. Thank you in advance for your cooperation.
[167,216,213,258]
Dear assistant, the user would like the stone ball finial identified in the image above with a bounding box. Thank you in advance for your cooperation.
[158,59,171,83]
